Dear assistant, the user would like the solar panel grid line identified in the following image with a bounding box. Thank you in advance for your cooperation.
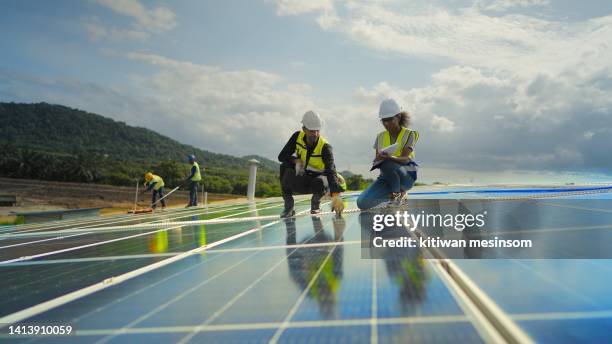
[0,201,325,328]
[0,254,160,312]
[60,209,335,340]
[0,225,183,264]
[175,220,339,343]
[0,216,287,326]
[8,205,362,238]
[175,252,294,343]
[0,207,258,240]
[3,223,353,268]
[0,221,280,309]
[482,187,612,201]
[392,213,501,344]
[0,232,89,250]
[1,253,181,266]
[0,315,476,338]
[535,200,612,214]
[428,259,506,344]
[6,196,269,232]
[268,246,337,343]
[97,209,334,343]
[34,227,293,337]
[1,200,266,236]
[206,239,362,254]
[0,199,302,239]
[510,310,612,321]
[370,260,378,344]
[439,258,535,344]
[63,252,236,328]
[7,212,612,260]
[93,250,262,344]
[0,206,271,255]
[509,260,600,308]
[0,202,242,237]
[0,230,184,285]
[405,222,534,344]
[0,207,315,302]
[583,259,612,273]
[2,198,281,235]
[0,199,307,263]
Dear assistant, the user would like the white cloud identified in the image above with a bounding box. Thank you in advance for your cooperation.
[476,0,550,12]
[431,115,456,133]
[85,0,177,42]
[96,0,177,33]
[84,17,150,42]
[270,0,339,29]
[277,1,612,79]
[272,0,334,16]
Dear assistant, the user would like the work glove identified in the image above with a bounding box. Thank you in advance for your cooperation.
[295,159,305,176]
[331,193,344,216]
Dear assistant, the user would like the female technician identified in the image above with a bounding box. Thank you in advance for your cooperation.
[357,98,419,209]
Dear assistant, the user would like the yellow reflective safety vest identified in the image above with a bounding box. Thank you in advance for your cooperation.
[376,127,419,160]
[146,175,164,190]
[295,131,327,173]
[191,162,202,181]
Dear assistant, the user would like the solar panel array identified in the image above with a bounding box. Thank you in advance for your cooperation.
[1,186,612,343]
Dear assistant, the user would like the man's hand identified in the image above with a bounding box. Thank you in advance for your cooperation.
[331,193,344,216]
[295,158,305,176]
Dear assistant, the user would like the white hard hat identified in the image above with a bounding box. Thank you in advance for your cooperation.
[301,110,322,130]
[379,98,402,119]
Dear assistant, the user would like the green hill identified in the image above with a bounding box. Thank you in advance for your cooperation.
[0,102,278,171]
[0,102,281,196]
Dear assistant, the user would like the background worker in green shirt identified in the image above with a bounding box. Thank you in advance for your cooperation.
[184,154,201,207]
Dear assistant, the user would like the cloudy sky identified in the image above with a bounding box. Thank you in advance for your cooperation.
[2,0,612,183]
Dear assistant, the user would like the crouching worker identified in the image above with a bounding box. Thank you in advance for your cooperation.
[143,172,167,210]
[357,98,419,210]
[278,110,346,217]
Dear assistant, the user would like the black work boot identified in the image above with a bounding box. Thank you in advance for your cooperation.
[310,192,323,215]
[280,207,295,218]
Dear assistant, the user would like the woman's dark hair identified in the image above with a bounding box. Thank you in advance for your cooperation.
[397,111,410,127]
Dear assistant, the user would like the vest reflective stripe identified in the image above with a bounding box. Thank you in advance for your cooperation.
[191,162,202,181]
[377,127,419,160]
[148,175,164,190]
[296,131,327,173]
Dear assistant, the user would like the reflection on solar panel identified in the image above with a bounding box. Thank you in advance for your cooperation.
[1,185,612,343]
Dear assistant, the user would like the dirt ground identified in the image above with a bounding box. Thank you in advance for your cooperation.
[0,177,246,221]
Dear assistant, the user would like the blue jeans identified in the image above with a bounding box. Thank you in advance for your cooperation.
[357,160,416,210]
[151,187,165,209]
[189,181,199,206]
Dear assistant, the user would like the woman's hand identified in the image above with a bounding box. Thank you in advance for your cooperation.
[376,151,391,161]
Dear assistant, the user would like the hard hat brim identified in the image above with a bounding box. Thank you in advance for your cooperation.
[379,112,399,119]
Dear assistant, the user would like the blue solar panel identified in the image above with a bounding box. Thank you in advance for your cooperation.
[2,186,612,343]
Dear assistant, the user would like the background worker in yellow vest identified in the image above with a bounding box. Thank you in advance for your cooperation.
[184,154,201,207]
[357,98,419,209]
[143,172,167,210]
[278,111,345,217]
